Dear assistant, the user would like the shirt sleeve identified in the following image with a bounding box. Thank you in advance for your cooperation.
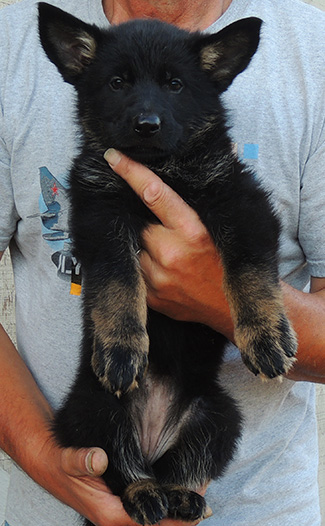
[0,112,19,252]
[298,118,325,278]
[0,6,20,253]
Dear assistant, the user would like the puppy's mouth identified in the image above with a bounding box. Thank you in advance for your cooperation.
[120,145,170,162]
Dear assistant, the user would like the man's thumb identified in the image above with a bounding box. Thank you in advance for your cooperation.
[61,447,108,477]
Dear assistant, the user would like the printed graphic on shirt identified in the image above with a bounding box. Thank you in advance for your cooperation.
[233,143,259,162]
[243,143,259,160]
[233,143,259,179]
[29,167,81,284]
[38,166,70,248]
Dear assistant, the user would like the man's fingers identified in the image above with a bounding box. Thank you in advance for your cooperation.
[104,148,200,231]
[61,447,108,478]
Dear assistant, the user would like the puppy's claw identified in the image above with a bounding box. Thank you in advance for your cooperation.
[91,339,149,395]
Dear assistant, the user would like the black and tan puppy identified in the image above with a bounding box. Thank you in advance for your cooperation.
[38,4,297,524]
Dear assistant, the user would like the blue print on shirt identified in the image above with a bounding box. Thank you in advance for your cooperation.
[38,166,71,252]
[38,166,78,281]
[243,143,259,160]
[28,166,80,283]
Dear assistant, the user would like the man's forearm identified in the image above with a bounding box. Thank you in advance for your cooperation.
[0,324,54,471]
[281,281,325,383]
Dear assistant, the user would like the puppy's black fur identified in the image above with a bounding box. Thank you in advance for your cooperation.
[38,4,297,524]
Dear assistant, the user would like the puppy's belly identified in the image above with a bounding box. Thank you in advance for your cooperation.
[132,372,190,464]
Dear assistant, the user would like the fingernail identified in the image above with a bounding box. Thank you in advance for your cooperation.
[104,148,122,167]
[85,450,95,474]
[203,505,213,519]
[86,448,108,476]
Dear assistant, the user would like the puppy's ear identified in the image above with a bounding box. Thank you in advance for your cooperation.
[38,2,101,84]
[194,18,262,92]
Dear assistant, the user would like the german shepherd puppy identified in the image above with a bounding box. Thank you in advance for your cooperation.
[38,4,297,524]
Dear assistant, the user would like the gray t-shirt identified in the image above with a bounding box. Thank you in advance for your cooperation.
[0,0,324,525]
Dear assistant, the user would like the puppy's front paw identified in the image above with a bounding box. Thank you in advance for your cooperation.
[236,313,297,379]
[122,480,169,525]
[91,323,149,396]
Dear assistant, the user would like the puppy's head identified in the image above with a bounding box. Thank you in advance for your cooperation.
[38,3,262,161]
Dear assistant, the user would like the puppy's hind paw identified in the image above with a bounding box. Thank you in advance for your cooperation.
[122,480,169,525]
[163,485,210,522]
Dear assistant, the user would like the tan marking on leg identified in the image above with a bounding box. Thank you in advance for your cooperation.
[90,268,149,393]
[223,267,297,377]
[91,272,148,350]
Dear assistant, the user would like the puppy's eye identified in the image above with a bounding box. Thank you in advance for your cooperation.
[167,78,183,93]
[109,77,125,91]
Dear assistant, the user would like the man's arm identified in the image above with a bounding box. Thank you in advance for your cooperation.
[282,277,325,382]
[105,149,325,384]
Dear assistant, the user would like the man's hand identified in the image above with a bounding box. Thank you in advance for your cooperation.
[40,439,206,526]
[41,443,139,526]
[104,148,234,340]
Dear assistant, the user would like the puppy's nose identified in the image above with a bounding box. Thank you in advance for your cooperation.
[133,114,161,137]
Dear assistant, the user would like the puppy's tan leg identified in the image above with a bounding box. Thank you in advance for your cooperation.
[90,261,149,396]
[224,267,297,378]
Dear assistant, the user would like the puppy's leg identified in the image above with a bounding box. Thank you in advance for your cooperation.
[202,178,297,379]
[89,271,149,396]
[150,389,241,522]
[223,263,297,379]
[82,225,149,396]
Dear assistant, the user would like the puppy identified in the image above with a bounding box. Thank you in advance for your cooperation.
[38,4,297,524]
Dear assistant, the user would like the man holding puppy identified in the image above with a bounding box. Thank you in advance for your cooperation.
[0,0,325,525]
